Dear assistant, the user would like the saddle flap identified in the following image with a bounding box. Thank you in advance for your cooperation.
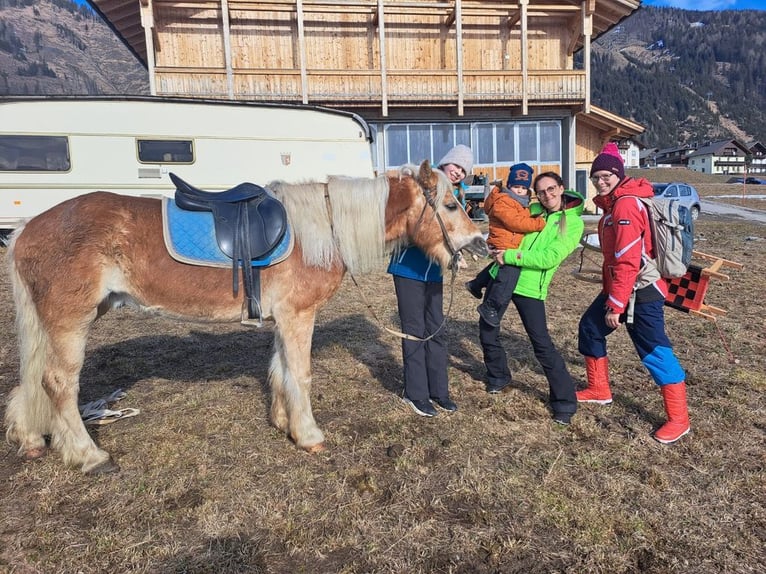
[215,198,288,260]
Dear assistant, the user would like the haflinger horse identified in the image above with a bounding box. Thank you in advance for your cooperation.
[5,160,487,474]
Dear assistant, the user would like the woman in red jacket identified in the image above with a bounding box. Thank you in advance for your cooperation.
[577,143,690,444]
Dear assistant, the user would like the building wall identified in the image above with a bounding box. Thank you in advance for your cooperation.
[150,4,583,106]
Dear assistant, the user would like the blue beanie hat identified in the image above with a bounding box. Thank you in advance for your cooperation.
[507,163,534,189]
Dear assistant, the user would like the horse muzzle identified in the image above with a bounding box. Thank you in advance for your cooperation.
[462,236,489,258]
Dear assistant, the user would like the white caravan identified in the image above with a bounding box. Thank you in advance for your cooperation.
[0,96,375,230]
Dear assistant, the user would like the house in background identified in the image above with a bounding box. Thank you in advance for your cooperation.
[616,138,641,169]
[87,0,641,207]
[640,147,659,168]
[655,145,696,167]
[687,139,752,175]
[746,141,766,174]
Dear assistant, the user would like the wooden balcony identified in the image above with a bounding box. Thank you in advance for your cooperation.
[154,66,587,110]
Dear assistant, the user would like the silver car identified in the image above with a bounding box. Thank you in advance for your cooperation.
[651,182,701,221]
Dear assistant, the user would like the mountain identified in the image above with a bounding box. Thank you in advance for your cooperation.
[0,0,148,95]
[1,2,764,150]
[589,6,766,148]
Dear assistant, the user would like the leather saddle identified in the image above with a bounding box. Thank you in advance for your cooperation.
[170,172,288,325]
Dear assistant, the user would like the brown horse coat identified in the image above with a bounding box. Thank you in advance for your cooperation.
[5,161,486,474]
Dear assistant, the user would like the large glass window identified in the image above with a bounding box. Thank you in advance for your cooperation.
[385,125,408,167]
[496,124,515,163]
[381,120,561,173]
[539,122,561,162]
[433,125,455,163]
[137,139,194,163]
[0,135,70,171]
[473,124,494,165]
[518,124,538,162]
[408,125,431,165]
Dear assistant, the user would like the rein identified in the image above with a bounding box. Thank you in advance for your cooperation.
[350,177,461,343]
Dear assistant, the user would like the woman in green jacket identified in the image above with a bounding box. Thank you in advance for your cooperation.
[480,172,584,425]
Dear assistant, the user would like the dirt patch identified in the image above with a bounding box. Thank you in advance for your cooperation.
[0,211,764,573]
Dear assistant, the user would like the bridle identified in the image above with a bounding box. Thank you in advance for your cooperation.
[415,176,463,275]
[350,173,462,342]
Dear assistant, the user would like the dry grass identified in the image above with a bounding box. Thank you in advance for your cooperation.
[1,208,764,573]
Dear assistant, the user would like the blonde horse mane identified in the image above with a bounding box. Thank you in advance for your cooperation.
[268,163,449,275]
[267,175,388,275]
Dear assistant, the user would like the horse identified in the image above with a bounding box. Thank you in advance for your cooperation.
[4,160,487,474]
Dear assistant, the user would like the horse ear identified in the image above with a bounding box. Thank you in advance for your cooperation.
[418,159,433,185]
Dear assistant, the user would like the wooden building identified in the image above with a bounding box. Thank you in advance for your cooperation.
[687,139,753,176]
[89,0,642,203]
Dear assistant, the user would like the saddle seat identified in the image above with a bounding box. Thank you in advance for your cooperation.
[169,172,289,324]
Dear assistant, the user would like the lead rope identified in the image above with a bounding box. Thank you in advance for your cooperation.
[349,258,459,343]
[347,180,461,343]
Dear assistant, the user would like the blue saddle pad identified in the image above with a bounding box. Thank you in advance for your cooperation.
[162,197,293,268]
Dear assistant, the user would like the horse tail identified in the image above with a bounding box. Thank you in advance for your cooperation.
[4,224,55,451]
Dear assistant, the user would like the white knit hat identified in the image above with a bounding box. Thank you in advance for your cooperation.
[437,144,474,178]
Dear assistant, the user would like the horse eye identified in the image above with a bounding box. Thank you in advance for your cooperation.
[443,202,459,211]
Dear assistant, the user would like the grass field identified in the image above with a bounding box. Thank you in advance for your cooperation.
[0,188,764,573]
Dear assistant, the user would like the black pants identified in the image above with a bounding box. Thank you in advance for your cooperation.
[393,275,450,401]
[482,264,521,314]
[480,294,577,418]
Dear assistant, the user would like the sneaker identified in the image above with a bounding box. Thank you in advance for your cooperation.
[465,280,483,300]
[486,380,512,394]
[431,396,458,412]
[402,396,437,417]
[553,413,572,426]
[477,303,500,327]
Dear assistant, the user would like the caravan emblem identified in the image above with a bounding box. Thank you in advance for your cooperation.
[281,152,291,166]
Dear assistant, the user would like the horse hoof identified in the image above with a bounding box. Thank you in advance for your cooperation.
[303,442,326,454]
[21,446,48,461]
[85,458,120,475]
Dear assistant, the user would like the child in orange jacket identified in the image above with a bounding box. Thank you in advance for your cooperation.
[465,163,546,326]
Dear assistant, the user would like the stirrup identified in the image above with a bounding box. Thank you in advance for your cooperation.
[240,299,264,327]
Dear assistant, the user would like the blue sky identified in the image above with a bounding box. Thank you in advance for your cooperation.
[642,0,763,9]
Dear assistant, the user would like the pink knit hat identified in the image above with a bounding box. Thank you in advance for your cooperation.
[590,142,625,180]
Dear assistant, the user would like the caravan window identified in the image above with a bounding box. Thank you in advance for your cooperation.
[137,139,194,163]
[0,135,70,171]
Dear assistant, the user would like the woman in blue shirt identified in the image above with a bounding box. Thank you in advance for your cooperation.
[388,145,474,417]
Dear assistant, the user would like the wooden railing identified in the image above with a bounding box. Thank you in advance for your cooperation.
[154,67,587,109]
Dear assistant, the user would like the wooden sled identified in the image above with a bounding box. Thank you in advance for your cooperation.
[573,233,744,321]
[665,251,744,321]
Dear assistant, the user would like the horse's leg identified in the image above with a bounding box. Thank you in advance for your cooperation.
[5,258,115,474]
[271,310,325,452]
[44,324,117,474]
[268,346,289,434]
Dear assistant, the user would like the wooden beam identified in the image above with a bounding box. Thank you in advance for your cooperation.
[378,0,388,116]
[221,0,234,98]
[582,2,593,114]
[520,0,528,115]
[139,1,156,95]
[456,0,464,115]
[297,0,309,104]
